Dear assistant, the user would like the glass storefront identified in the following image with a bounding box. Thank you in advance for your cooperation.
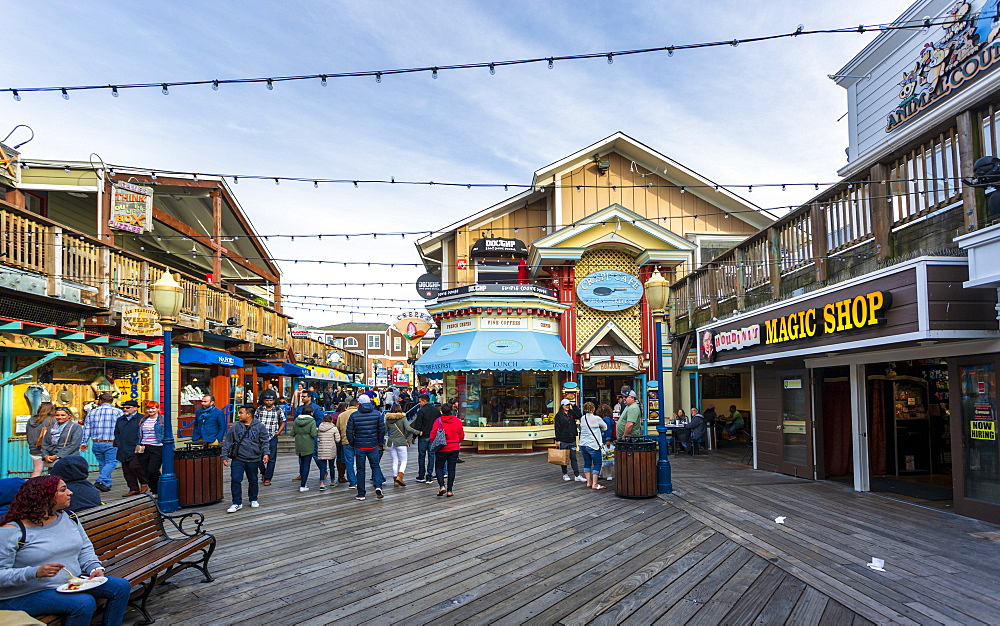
[444,371,554,427]
[959,362,1000,505]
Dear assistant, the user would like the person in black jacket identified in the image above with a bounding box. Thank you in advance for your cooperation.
[346,396,387,501]
[113,400,148,497]
[410,394,441,483]
[554,399,585,482]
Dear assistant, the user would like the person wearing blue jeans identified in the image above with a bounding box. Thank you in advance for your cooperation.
[417,436,436,482]
[80,393,122,491]
[353,447,385,499]
[0,578,131,626]
[221,405,270,513]
[342,443,357,487]
[410,395,440,482]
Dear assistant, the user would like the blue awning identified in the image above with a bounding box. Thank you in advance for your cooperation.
[415,330,573,374]
[255,362,285,375]
[283,363,311,376]
[178,347,243,368]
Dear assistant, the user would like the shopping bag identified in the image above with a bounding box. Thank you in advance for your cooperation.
[602,443,615,466]
[547,447,570,465]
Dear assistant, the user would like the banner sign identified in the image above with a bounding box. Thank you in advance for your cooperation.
[0,332,158,362]
[393,311,433,346]
[470,237,529,258]
[110,181,153,234]
[437,283,557,299]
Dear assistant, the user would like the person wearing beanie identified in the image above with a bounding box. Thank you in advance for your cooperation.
[49,456,103,511]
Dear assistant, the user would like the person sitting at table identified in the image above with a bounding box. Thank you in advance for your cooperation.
[718,405,745,440]
[673,409,687,422]
[0,475,131,625]
[677,407,706,453]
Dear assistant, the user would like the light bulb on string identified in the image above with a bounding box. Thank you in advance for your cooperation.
[668,47,674,56]
[607,53,614,64]
[313,181,318,188]
[111,86,119,97]
[489,63,495,75]
[233,176,238,184]
[376,72,382,83]
[161,84,169,95]
[547,58,554,69]
[12,90,20,101]
[266,79,273,90]
[212,80,219,91]
[432,68,438,79]
[61,89,69,100]
[274,178,279,185]
[320,75,327,86]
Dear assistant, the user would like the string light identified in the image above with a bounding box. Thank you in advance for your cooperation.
[212,80,219,91]
[161,84,169,95]
[111,86,119,97]
[4,18,953,99]
[266,79,273,90]
[12,90,20,101]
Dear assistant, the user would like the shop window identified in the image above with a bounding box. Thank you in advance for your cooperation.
[180,367,212,407]
[959,363,1000,505]
[445,371,553,427]
[345,337,358,348]
[368,335,381,350]
[696,237,744,265]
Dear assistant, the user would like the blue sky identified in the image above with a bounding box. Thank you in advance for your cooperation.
[5,1,913,326]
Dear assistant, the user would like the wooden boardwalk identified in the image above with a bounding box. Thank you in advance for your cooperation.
[118,447,1000,625]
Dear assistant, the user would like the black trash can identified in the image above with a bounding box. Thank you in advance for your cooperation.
[176,445,224,507]
[615,437,658,499]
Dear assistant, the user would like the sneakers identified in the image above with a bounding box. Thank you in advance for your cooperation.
[562,474,571,481]
[415,477,427,483]
[299,486,309,492]
[356,495,366,501]
[319,483,327,491]
[375,487,384,499]
[250,500,260,508]
[574,475,587,482]
[95,483,111,493]
[226,504,243,513]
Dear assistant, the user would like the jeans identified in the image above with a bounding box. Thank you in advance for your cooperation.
[298,455,312,487]
[354,448,385,497]
[417,436,436,479]
[0,576,131,626]
[136,445,163,494]
[260,436,278,480]
[317,459,331,481]
[91,442,118,487]
[435,449,459,491]
[580,445,602,475]
[558,442,579,476]
[343,443,357,487]
[230,458,259,505]
[25,384,50,415]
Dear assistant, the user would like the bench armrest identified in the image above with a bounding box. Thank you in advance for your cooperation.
[161,510,207,537]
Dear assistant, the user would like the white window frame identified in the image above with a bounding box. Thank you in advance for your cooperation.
[368,334,381,350]
[345,337,358,348]
[394,336,402,352]
[694,235,746,266]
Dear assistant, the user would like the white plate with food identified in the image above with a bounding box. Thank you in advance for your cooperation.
[56,577,107,593]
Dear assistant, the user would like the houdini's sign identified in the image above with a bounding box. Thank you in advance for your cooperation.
[702,291,892,362]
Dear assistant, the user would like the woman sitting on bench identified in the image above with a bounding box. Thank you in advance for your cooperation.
[0,475,131,626]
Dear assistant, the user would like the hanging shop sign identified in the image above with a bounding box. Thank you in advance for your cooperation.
[886,1,1000,133]
[326,349,344,366]
[289,329,310,338]
[121,306,163,337]
[0,332,158,362]
[416,273,442,299]
[393,311,433,346]
[470,237,529,258]
[702,291,892,361]
[109,181,153,234]
[576,270,643,312]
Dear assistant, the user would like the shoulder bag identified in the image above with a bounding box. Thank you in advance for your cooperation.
[228,424,251,459]
[430,419,448,452]
[583,415,606,454]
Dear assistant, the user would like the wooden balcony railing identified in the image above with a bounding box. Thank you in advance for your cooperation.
[0,199,289,350]
[289,336,365,374]
[671,114,980,334]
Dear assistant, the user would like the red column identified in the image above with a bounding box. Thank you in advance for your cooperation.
[639,265,655,382]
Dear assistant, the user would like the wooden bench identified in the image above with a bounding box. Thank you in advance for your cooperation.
[38,495,216,624]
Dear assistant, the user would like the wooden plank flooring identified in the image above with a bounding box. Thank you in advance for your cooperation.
[110,446,1000,625]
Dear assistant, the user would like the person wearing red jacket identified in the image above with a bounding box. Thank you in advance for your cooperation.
[429,403,465,497]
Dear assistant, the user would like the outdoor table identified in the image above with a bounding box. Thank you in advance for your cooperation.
[664,423,692,454]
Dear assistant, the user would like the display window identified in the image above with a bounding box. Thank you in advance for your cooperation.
[444,371,554,427]
[958,362,1000,506]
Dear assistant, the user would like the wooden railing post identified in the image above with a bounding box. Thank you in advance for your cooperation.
[140,262,150,305]
[870,163,892,261]
[707,263,719,319]
[98,248,111,308]
[197,283,207,330]
[768,228,782,299]
[810,202,828,282]
[735,248,747,310]
[957,110,982,232]
[46,226,62,297]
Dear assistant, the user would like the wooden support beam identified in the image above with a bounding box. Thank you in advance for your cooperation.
[810,202,828,283]
[870,163,892,261]
[707,263,718,319]
[211,190,223,284]
[957,110,982,232]
[768,228,782,299]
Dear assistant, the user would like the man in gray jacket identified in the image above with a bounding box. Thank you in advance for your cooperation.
[221,405,270,513]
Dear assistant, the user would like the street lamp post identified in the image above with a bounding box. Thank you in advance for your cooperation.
[643,269,672,494]
[150,270,184,513]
